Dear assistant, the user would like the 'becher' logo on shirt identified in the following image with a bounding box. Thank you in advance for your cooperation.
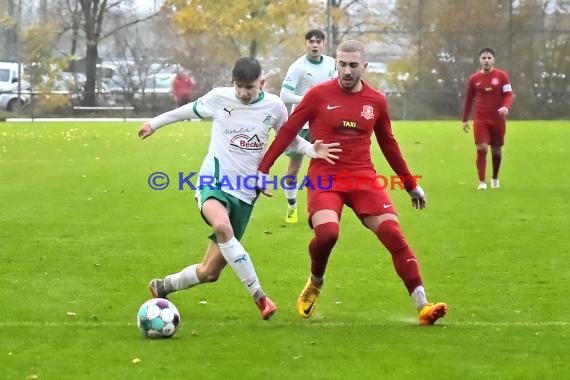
[361,105,375,120]
[230,134,264,151]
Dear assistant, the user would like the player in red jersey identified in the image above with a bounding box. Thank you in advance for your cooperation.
[462,48,514,190]
[258,40,447,325]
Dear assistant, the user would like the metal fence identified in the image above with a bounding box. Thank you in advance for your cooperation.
[0,89,176,120]
[2,89,567,121]
[385,91,569,120]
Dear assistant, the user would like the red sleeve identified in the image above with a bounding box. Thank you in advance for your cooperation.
[502,72,513,109]
[503,90,513,109]
[258,101,308,174]
[374,97,417,191]
[462,76,476,122]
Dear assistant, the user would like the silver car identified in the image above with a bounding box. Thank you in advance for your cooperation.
[0,81,31,111]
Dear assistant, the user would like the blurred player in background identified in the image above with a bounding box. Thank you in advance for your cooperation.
[171,67,194,107]
[139,57,340,320]
[280,29,336,223]
[258,40,447,325]
[462,48,514,190]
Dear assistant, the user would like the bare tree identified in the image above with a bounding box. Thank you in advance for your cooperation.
[78,0,159,106]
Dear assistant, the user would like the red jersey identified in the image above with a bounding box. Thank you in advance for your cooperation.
[259,79,417,191]
[462,68,513,122]
[172,74,194,101]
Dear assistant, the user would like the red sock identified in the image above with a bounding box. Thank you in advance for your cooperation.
[476,149,487,182]
[375,220,422,294]
[492,153,501,179]
[309,222,339,278]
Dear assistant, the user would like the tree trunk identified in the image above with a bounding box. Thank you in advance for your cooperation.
[5,0,19,61]
[40,0,48,23]
[80,0,107,106]
[70,2,81,57]
[249,39,258,57]
[83,43,98,106]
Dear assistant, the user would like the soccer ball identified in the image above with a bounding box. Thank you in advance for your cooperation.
[137,298,181,338]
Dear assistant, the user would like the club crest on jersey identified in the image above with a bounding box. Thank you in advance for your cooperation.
[361,105,375,120]
[230,134,264,151]
[263,114,273,126]
[491,78,499,85]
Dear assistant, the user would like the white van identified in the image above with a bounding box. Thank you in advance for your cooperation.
[0,62,30,111]
[0,62,20,91]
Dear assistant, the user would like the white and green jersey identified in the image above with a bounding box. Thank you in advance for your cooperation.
[149,87,315,204]
[280,54,336,128]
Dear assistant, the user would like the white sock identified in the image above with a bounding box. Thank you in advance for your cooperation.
[164,264,199,292]
[218,237,261,296]
[285,189,297,205]
[411,285,428,311]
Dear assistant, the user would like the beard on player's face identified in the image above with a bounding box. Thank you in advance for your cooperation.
[340,74,359,90]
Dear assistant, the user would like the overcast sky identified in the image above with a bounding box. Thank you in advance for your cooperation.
[135,0,163,13]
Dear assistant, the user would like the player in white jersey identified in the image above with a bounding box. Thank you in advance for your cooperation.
[280,29,336,223]
[138,57,340,320]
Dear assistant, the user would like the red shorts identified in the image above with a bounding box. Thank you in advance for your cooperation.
[307,175,398,225]
[474,118,506,146]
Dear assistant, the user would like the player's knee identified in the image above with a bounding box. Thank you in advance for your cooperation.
[476,143,488,153]
[313,222,339,249]
[211,221,234,241]
[287,166,301,177]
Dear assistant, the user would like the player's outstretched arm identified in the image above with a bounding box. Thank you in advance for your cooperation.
[256,172,273,198]
[138,122,155,139]
[312,140,341,164]
[408,185,427,210]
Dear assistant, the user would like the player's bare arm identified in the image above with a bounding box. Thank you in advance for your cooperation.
[462,121,470,133]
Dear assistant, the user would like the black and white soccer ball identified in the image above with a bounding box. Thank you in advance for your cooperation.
[137,298,181,338]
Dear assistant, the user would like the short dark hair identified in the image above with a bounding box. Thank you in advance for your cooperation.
[305,29,326,41]
[232,57,262,84]
[479,48,495,57]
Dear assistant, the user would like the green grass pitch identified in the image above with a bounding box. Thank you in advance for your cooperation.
[1,119,568,379]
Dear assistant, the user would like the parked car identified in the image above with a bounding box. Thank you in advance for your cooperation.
[0,81,31,112]
[133,73,177,110]
[0,62,30,111]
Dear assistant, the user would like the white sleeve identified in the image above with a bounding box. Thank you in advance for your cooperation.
[273,107,316,158]
[149,102,201,130]
[279,87,303,104]
[289,136,317,158]
[280,61,303,105]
